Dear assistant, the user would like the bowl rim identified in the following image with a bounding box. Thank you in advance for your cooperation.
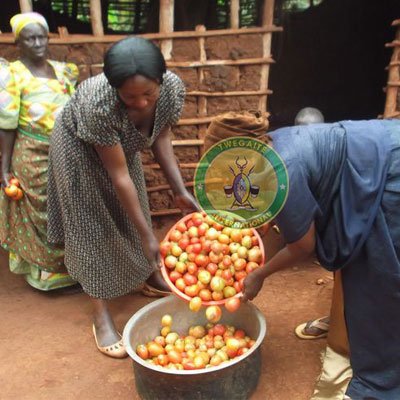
[160,212,266,306]
[123,296,267,375]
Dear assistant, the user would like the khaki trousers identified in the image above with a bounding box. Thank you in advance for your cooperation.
[311,271,353,400]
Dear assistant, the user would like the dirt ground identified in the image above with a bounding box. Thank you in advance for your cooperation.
[0,224,333,400]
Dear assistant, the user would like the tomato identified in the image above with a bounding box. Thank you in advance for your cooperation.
[169,229,182,242]
[211,290,224,301]
[189,296,202,312]
[147,341,165,357]
[237,246,248,259]
[165,332,180,345]
[183,273,198,286]
[188,226,199,238]
[248,247,263,263]
[167,350,182,364]
[229,242,241,254]
[197,270,211,285]
[4,184,18,198]
[205,305,222,323]
[234,329,246,339]
[168,270,182,283]
[246,261,259,273]
[205,227,219,241]
[9,177,20,187]
[234,258,247,271]
[136,344,149,360]
[192,243,202,254]
[199,288,212,301]
[210,276,225,292]
[171,244,183,257]
[178,237,190,250]
[191,212,204,226]
[161,314,173,327]
[241,235,253,249]
[175,278,186,291]
[187,262,198,275]
[209,251,223,264]
[210,241,223,255]
[218,234,230,245]
[223,286,236,299]
[230,229,243,243]
[175,221,188,233]
[225,297,241,312]
[201,239,212,253]
[206,262,218,276]
[185,284,200,297]
[197,222,209,236]
[159,241,171,257]
[175,261,187,274]
[164,255,177,269]
[194,254,209,268]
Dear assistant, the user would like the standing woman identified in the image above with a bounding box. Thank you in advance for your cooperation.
[0,13,78,290]
[47,37,198,358]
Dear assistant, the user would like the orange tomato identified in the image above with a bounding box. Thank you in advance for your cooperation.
[4,184,18,198]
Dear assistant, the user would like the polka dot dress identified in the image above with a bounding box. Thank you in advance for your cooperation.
[47,71,185,299]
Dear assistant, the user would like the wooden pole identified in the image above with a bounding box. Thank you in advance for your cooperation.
[259,0,276,112]
[230,0,240,29]
[19,0,32,13]
[384,25,400,118]
[159,0,174,60]
[90,0,104,36]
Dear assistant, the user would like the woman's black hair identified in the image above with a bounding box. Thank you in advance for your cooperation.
[103,37,166,88]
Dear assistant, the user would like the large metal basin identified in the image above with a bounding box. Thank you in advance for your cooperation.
[123,296,267,400]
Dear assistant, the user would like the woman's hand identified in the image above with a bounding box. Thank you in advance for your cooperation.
[0,171,10,188]
[142,233,161,271]
[175,191,200,214]
[242,267,267,302]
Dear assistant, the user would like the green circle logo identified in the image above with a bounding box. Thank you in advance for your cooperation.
[194,137,289,229]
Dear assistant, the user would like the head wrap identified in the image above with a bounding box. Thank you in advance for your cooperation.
[10,12,49,39]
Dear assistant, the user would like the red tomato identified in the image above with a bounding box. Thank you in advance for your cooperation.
[175,221,188,233]
[199,288,212,301]
[187,262,198,275]
[206,263,218,276]
[194,254,209,268]
[168,270,182,283]
[178,237,190,250]
[225,297,241,313]
[159,241,171,257]
[169,229,182,242]
[183,273,197,286]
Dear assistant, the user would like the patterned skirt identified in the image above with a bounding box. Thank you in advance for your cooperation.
[0,129,76,290]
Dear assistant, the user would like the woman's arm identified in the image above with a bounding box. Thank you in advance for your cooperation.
[0,128,16,187]
[151,126,199,212]
[242,222,316,301]
[95,143,160,269]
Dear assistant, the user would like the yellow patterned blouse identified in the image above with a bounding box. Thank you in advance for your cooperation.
[0,59,78,135]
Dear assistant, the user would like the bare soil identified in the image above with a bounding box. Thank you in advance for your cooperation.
[0,227,333,400]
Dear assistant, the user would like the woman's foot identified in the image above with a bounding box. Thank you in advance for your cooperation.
[141,270,171,298]
[295,316,330,339]
[91,299,128,358]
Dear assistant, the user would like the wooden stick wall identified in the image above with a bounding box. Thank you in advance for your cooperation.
[384,19,400,119]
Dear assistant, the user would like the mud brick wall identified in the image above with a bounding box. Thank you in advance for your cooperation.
[0,33,266,214]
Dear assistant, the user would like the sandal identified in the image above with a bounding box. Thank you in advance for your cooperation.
[92,324,128,359]
[295,316,329,340]
[141,282,171,298]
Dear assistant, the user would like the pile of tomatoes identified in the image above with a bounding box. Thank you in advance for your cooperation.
[136,314,255,370]
[3,177,23,201]
[160,212,264,307]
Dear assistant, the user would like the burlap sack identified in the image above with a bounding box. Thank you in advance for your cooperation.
[203,110,269,151]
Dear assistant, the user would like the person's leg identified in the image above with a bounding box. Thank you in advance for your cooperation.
[91,298,127,358]
[91,297,121,346]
